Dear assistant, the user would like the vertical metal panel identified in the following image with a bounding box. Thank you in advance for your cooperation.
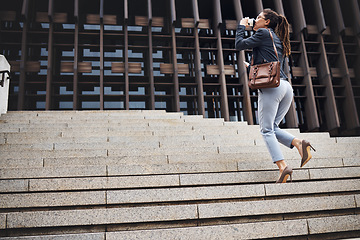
[313,0,326,33]
[148,0,152,23]
[273,0,285,15]
[233,0,243,21]
[148,29,155,110]
[124,0,128,21]
[18,0,29,109]
[331,0,346,34]
[350,0,360,35]
[100,21,104,110]
[45,22,54,110]
[100,0,104,20]
[21,0,29,19]
[100,0,105,109]
[254,0,263,14]
[170,0,176,23]
[74,0,79,21]
[213,0,222,26]
[48,0,54,19]
[299,34,320,130]
[337,36,360,129]
[215,29,229,121]
[148,0,155,110]
[124,0,129,109]
[290,0,306,34]
[194,28,205,115]
[171,25,180,112]
[192,0,200,26]
[124,23,129,110]
[73,0,79,109]
[233,0,253,124]
[214,0,228,120]
[318,37,340,130]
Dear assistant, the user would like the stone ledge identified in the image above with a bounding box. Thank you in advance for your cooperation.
[198,195,356,219]
[265,179,360,196]
[106,219,308,239]
[343,158,360,166]
[179,169,309,185]
[6,205,198,229]
[0,191,106,209]
[0,179,28,193]
[0,213,6,229]
[308,215,360,234]
[0,149,108,159]
[107,185,265,204]
[0,166,107,179]
[44,155,168,166]
[309,167,360,179]
[0,233,105,240]
[29,175,180,191]
[108,162,238,176]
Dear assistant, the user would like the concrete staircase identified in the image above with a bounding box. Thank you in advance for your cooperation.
[0,110,359,239]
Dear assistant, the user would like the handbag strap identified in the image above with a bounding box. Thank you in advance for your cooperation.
[268,29,279,59]
[250,29,279,65]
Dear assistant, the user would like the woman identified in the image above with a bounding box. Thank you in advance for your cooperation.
[235,9,315,183]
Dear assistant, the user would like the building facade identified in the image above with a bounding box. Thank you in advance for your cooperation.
[1,0,360,136]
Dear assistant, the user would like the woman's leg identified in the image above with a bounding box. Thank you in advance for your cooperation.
[273,81,316,167]
[258,87,285,163]
[258,80,294,181]
[273,81,296,149]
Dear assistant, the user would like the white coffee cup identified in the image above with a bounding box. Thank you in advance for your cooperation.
[247,18,255,27]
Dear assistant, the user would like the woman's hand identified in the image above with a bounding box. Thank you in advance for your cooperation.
[240,17,249,26]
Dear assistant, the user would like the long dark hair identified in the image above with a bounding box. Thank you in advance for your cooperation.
[263,8,291,57]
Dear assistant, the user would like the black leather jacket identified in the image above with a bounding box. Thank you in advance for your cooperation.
[235,25,288,80]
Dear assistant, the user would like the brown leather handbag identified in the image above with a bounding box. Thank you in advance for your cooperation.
[248,29,280,90]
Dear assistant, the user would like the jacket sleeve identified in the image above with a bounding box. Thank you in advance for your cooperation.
[235,25,267,51]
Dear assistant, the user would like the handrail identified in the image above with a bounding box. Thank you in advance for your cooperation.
[0,55,11,114]
[0,70,10,87]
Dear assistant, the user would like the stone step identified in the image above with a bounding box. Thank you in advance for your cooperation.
[2,131,338,146]
[0,118,229,128]
[0,159,360,192]
[106,215,359,239]
[1,233,105,240]
[107,179,360,204]
[0,110,168,118]
[0,130,338,146]
[0,149,108,159]
[1,110,359,239]
[0,143,356,163]
[1,158,359,182]
[1,180,357,210]
[2,140,346,155]
[2,195,358,230]
[1,155,358,174]
[0,134,349,151]
[3,153,358,174]
[1,166,358,192]
[0,146,222,159]
[218,143,360,158]
[2,215,358,239]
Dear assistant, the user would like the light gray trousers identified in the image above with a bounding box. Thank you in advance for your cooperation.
[258,79,295,163]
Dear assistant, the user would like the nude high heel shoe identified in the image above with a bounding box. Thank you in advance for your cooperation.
[276,166,293,183]
[300,140,316,168]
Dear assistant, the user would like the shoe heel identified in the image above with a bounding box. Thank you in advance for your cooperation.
[300,140,315,168]
[310,144,316,152]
